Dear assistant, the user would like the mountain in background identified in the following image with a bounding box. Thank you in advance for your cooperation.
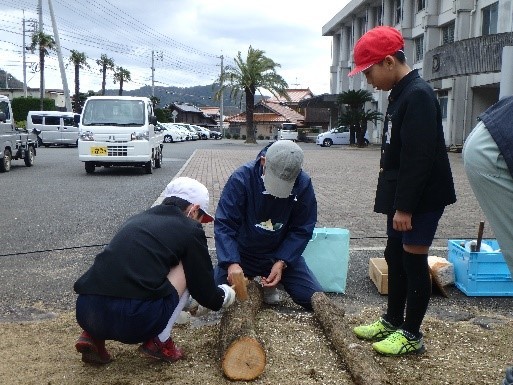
[2,69,265,116]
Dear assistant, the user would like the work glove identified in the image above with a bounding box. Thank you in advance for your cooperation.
[218,284,236,308]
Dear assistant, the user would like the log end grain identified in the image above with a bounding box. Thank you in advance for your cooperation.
[222,336,266,381]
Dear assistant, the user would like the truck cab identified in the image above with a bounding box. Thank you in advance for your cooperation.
[0,95,38,172]
[78,96,163,174]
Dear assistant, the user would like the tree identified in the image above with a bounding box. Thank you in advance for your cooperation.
[149,96,160,109]
[215,46,288,144]
[96,54,115,96]
[337,90,382,147]
[68,50,90,113]
[113,67,131,96]
[30,32,56,111]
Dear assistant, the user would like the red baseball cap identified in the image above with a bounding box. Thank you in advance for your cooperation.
[348,26,404,77]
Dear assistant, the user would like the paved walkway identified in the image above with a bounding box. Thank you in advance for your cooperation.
[158,141,491,251]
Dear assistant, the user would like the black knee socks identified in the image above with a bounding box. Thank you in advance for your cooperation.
[401,251,430,337]
[384,237,407,327]
[384,243,431,337]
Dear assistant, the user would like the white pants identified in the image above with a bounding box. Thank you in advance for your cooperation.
[463,121,513,272]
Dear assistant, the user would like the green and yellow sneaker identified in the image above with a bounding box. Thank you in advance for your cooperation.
[372,329,425,356]
[353,317,397,341]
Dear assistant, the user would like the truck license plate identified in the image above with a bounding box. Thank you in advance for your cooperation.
[90,146,107,156]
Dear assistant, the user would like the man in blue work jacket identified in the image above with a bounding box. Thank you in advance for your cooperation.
[214,140,322,310]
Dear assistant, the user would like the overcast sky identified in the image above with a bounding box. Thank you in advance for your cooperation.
[1,0,348,97]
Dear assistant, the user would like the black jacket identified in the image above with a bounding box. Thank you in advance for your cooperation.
[374,70,456,214]
[74,204,224,311]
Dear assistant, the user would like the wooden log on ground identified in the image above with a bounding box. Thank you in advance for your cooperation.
[312,292,387,385]
[218,280,266,381]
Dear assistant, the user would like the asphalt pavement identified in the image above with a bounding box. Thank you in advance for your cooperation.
[2,140,513,323]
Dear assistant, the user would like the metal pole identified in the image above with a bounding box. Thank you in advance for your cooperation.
[219,55,224,136]
[37,0,44,99]
[48,0,72,111]
[499,46,513,99]
[22,13,28,97]
[151,50,155,97]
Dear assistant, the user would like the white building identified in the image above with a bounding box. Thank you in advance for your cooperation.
[323,0,513,148]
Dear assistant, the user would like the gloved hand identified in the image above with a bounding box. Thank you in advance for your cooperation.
[218,284,236,308]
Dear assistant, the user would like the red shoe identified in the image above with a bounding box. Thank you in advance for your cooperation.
[139,337,184,362]
[75,331,112,365]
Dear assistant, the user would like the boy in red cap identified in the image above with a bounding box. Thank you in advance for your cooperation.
[349,26,456,356]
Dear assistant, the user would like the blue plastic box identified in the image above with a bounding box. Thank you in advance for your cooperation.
[448,239,513,296]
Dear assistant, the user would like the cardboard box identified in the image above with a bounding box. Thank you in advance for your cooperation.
[369,258,388,294]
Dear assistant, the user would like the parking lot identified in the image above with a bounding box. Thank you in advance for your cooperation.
[2,140,513,322]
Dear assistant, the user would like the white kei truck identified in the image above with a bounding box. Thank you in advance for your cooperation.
[77,96,163,174]
[0,95,38,172]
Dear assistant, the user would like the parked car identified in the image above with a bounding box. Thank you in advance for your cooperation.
[169,123,190,141]
[190,124,210,140]
[316,126,369,147]
[156,122,181,143]
[175,123,199,140]
[209,130,223,139]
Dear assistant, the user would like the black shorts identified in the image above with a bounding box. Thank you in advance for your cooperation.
[387,209,444,246]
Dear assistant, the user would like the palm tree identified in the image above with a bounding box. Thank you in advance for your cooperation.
[96,54,115,95]
[68,50,90,113]
[215,46,288,144]
[337,90,382,147]
[30,32,56,110]
[113,67,131,96]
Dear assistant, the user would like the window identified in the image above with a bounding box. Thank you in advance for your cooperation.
[437,90,449,119]
[31,115,43,124]
[482,2,498,35]
[374,6,383,26]
[0,101,10,120]
[45,116,60,125]
[63,116,74,126]
[394,0,402,24]
[442,22,455,44]
[416,0,426,12]
[414,35,424,62]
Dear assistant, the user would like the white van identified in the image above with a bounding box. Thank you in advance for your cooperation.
[277,122,298,141]
[78,96,163,174]
[26,111,80,147]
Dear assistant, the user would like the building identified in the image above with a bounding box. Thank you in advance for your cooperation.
[323,0,513,148]
[168,102,218,128]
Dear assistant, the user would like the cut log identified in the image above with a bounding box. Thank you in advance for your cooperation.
[218,280,266,381]
[312,292,387,385]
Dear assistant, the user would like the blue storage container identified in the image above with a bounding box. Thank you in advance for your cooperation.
[448,239,513,296]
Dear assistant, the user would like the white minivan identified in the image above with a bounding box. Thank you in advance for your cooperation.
[77,96,163,174]
[277,122,298,141]
[27,111,80,147]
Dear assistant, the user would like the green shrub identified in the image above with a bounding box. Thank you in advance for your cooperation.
[12,97,56,122]
[233,134,240,140]
[241,135,246,140]
[225,133,232,139]
[257,134,264,140]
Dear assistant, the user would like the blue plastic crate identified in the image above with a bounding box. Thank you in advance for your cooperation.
[448,239,513,296]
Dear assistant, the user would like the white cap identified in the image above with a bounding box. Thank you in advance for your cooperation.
[263,141,303,198]
[164,177,214,223]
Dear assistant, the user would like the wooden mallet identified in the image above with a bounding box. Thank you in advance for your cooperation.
[230,271,249,301]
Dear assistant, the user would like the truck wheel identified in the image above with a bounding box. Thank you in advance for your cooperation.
[144,160,153,174]
[85,162,95,174]
[0,149,11,172]
[164,135,173,143]
[24,147,35,167]
[155,148,162,168]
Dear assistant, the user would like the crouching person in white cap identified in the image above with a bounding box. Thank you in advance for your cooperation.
[214,140,322,311]
[74,176,235,365]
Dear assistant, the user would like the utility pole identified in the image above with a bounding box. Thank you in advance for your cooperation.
[48,0,72,111]
[151,50,163,97]
[22,12,27,97]
[37,0,44,99]
[219,55,224,136]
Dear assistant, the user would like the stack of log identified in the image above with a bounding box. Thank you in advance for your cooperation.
[217,278,387,384]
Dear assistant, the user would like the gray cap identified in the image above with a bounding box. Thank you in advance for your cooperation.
[264,140,304,198]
